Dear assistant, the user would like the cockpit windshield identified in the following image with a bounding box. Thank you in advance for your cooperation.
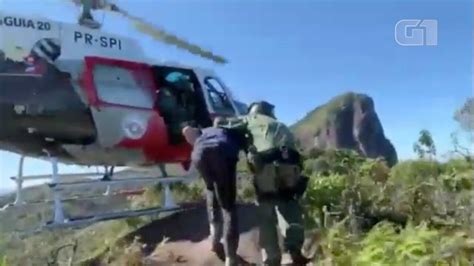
[204,77,235,116]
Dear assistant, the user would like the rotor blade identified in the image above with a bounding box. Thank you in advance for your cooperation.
[71,0,228,64]
[131,19,228,64]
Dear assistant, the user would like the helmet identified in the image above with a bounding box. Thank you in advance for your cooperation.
[166,72,193,91]
[247,101,276,118]
[165,72,189,83]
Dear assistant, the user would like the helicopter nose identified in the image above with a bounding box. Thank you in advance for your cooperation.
[0,67,46,126]
[0,68,34,133]
[0,72,45,142]
[0,103,14,138]
[0,65,97,145]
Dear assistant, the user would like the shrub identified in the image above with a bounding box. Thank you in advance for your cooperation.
[302,150,390,220]
[355,222,473,265]
[316,219,357,265]
[172,179,206,203]
[302,149,474,232]
[303,158,331,176]
[236,174,256,203]
[304,173,346,213]
[443,158,474,173]
[315,221,474,265]
[440,171,473,192]
[390,160,443,185]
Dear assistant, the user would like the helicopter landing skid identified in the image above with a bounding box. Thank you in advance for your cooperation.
[3,155,198,234]
[41,205,187,231]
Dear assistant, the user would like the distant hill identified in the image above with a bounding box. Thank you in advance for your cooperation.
[0,188,11,196]
[291,92,398,166]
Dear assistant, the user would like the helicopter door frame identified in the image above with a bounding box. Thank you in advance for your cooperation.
[199,75,239,118]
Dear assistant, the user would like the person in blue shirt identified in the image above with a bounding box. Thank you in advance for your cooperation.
[182,124,247,266]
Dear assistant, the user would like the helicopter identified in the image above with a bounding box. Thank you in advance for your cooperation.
[0,2,248,230]
[0,11,245,169]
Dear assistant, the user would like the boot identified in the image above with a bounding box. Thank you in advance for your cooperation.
[236,255,255,266]
[210,223,225,260]
[79,16,101,29]
[78,11,101,29]
[212,242,226,261]
[289,250,311,265]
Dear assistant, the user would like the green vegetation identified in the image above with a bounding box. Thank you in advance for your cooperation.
[301,148,473,265]
[297,96,474,264]
[413,129,437,159]
[1,154,472,265]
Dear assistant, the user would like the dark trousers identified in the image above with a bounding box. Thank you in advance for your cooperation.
[195,146,239,262]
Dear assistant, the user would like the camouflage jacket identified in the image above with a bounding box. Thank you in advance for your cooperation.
[215,113,297,153]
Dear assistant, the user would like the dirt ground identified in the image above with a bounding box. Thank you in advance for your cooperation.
[125,203,319,266]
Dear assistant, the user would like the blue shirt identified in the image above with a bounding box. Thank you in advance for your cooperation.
[191,127,241,162]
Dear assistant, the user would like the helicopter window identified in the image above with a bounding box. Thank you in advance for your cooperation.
[234,100,248,115]
[93,65,154,108]
[204,78,235,115]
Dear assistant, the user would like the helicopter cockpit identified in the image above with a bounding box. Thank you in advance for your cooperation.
[203,76,236,117]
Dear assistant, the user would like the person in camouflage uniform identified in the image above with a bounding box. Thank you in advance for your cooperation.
[156,85,189,143]
[156,72,197,144]
[215,101,310,266]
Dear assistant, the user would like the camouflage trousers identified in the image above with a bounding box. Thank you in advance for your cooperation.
[256,197,305,266]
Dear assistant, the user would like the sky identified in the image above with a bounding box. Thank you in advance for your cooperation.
[0,0,472,191]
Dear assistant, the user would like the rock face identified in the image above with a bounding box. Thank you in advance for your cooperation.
[292,92,398,166]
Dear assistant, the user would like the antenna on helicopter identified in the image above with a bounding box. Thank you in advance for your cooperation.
[71,0,228,64]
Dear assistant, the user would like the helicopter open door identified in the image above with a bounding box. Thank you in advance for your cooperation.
[80,56,169,164]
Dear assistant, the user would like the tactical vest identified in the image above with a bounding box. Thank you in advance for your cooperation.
[245,114,296,152]
[245,114,301,194]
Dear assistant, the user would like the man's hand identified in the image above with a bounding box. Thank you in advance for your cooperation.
[214,116,249,130]
[213,116,225,127]
[182,126,200,145]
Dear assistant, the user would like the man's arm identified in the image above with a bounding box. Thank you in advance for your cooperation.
[213,115,248,130]
[214,116,252,154]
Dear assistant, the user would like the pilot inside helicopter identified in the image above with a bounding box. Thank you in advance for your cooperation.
[156,72,200,144]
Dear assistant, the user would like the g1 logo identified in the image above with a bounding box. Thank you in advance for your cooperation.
[395,19,438,46]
